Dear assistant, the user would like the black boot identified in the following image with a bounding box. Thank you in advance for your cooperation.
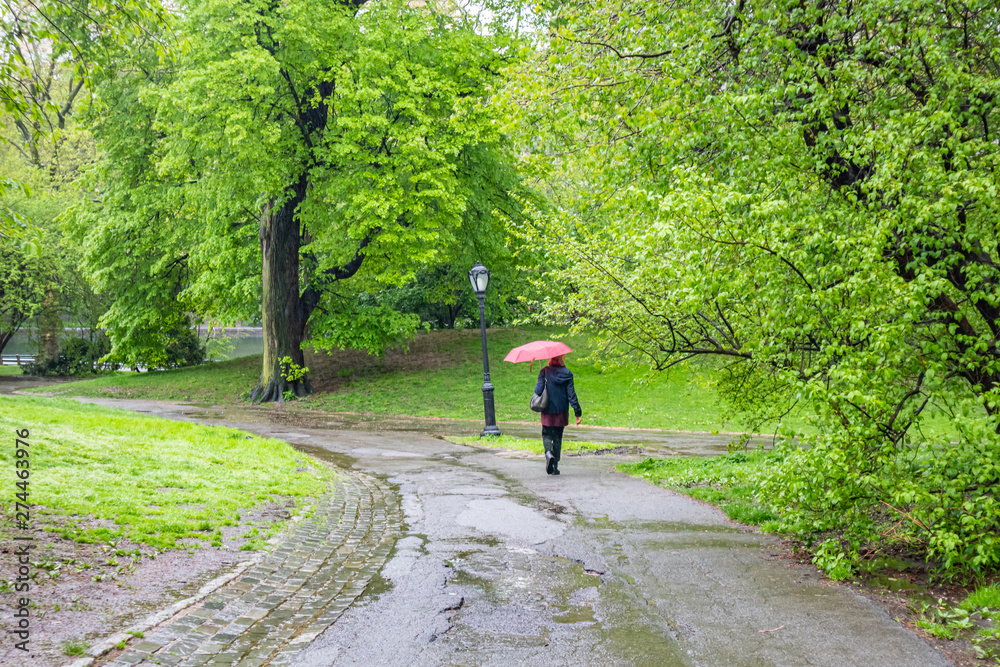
[543,432,556,475]
[551,428,563,475]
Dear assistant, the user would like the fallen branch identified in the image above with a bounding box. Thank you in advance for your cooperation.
[880,500,931,533]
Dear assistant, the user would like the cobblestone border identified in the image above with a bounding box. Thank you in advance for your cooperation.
[73,468,400,667]
[64,556,265,667]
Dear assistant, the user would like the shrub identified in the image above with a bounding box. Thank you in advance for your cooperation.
[161,323,205,368]
[762,422,1000,581]
[24,335,116,376]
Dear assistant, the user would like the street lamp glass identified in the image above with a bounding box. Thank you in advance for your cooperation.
[468,262,490,294]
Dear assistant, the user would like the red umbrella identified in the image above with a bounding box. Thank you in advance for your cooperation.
[504,340,574,371]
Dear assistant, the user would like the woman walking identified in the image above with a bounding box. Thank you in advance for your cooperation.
[535,354,582,475]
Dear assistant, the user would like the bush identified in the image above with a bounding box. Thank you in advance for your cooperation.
[161,323,205,369]
[98,319,206,371]
[25,335,116,376]
[762,422,1000,581]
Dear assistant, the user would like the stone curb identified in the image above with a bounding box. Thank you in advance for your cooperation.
[63,551,268,667]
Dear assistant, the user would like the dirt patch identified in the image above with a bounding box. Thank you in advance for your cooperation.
[304,329,486,393]
[0,499,304,666]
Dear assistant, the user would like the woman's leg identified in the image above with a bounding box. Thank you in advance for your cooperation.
[551,426,564,473]
[542,425,556,474]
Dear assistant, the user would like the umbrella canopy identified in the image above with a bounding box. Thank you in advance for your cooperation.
[503,340,574,364]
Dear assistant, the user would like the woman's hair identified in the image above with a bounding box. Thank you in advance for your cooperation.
[549,355,565,366]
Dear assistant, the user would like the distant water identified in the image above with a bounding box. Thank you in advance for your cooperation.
[213,336,264,359]
[3,334,34,356]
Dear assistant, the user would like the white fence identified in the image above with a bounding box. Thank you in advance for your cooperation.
[1,354,34,366]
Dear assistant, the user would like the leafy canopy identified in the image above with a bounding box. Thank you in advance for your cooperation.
[505,0,1000,577]
[0,0,166,245]
[79,0,525,365]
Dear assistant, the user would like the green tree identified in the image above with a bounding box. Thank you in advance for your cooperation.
[507,0,1000,575]
[0,241,45,354]
[81,0,525,401]
[0,0,165,242]
[0,34,111,365]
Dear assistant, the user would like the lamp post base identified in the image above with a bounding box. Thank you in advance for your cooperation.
[480,425,502,437]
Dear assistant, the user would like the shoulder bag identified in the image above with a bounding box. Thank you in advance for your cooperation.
[530,370,549,412]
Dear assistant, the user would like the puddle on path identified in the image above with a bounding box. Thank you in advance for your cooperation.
[289,441,360,471]
[867,573,930,594]
[443,546,685,664]
[582,516,744,534]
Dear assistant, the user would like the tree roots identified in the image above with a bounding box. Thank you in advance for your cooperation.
[249,377,310,403]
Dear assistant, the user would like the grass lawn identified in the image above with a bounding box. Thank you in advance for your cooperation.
[302,335,742,431]
[25,325,961,437]
[0,364,26,375]
[29,355,262,403]
[445,434,618,456]
[30,327,768,432]
[0,396,333,549]
[618,451,783,526]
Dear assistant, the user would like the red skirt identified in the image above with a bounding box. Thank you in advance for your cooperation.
[541,411,569,427]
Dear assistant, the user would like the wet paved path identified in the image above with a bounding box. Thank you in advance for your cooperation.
[79,399,949,667]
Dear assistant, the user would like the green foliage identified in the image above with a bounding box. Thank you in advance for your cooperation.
[0,60,110,343]
[162,322,206,369]
[506,0,1000,578]
[0,241,46,352]
[811,539,858,582]
[78,0,530,383]
[962,583,1000,612]
[309,302,422,358]
[913,598,978,642]
[205,328,237,362]
[24,335,114,376]
[0,0,167,240]
[279,357,308,383]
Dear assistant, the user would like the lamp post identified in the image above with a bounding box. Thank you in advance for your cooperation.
[469,261,501,437]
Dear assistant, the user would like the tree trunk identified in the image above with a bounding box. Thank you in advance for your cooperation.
[0,331,13,355]
[37,286,60,365]
[249,182,310,403]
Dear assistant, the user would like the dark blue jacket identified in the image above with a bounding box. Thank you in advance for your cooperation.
[535,365,582,417]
